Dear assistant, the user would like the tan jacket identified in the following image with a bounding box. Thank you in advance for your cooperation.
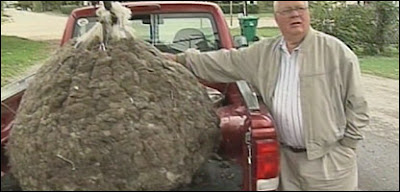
[177,28,369,160]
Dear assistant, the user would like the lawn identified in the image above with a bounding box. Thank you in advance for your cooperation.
[359,55,399,80]
[224,13,274,19]
[1,36,53,86]
[230,27,281,38]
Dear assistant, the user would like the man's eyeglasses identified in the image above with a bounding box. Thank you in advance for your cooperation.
[277,7,309,16]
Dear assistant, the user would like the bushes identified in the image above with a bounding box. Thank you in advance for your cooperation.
[15,1,33,10]
[1,2,4,16]
[218,3,259,14]
[32,2,44,12]
[374,1,399,52]
[16,1,82,13]
[257,1,274,13]
[60,5,79,15]
[42,1,62,12]
[310,1,399,55]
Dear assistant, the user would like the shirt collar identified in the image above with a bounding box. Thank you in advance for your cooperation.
[279,38,301,53]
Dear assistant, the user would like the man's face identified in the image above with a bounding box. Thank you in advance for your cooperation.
[274,1,310,38]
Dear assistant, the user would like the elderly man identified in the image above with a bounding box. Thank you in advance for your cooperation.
[166,1,369,190]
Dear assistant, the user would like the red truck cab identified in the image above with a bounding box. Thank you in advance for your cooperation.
[1,2,279,191]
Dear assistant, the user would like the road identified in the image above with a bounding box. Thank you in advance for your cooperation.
[358,132,399,191]
[357,74,399,191]
[1,9,399,191]
[1,8,67,41]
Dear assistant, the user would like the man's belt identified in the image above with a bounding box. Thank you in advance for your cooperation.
[280,143,307,153]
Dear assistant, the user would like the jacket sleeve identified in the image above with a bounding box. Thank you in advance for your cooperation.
[175,40,267,84]
[340,53,370,149]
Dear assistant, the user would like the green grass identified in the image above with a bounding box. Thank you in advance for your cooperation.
[1,36,52,86]
[359,56,399,80]
[251,13,274,18]
[230,27,281,38]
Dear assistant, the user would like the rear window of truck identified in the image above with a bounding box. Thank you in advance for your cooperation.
[73,13,221,53]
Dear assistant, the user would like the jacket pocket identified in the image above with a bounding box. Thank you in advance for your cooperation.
[326,142,357,171]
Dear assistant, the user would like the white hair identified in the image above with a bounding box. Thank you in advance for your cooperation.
[273,1,309,12]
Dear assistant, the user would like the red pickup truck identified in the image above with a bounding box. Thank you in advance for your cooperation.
[1,1,279,191]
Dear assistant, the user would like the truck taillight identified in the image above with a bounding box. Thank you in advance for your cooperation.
[255,140,279,179]
[254,140,279,191]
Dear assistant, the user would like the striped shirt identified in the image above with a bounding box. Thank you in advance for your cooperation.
[272,39,305,149]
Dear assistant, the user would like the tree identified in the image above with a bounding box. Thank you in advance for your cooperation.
[32,1,44,12]
[373,1,399,53]
[17,1,85,12]
[17,1,33,10]
[310,1,399,55]
[1,1,4,15]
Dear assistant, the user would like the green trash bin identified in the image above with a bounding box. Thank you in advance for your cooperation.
[238,16,259,42]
